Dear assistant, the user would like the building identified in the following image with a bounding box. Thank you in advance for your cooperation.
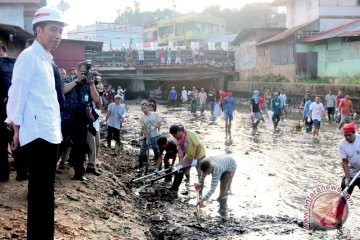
[143,21,157,50]
[206,34,237,51]
[300,19,360,79]
[0,0,46,34]
[271,0,360,31]
[0,23,33,57]
[232,28,286,81]
[52,39,103,71]
[232,0,360,82]
[68,22,143,51]
[156,13,226,49]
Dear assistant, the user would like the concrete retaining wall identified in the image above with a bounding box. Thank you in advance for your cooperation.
[228,81,360,99]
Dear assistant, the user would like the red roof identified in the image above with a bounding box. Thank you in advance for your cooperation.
[302,19,360,42]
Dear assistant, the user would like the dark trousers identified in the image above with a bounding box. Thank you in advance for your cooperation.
[341,177,360,195]
[107,126,120,146]
[61,121,88,178]
[22,138,58,240]
[0,122,10,180]
[272,113,281,128]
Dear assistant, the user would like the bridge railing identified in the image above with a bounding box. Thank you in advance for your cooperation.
[85,50,234,68]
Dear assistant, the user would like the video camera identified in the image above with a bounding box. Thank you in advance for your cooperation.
[81,60,101,85]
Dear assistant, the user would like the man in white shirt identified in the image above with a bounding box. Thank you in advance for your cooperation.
[5,6,66,240]
[181,86,188,103]
[309,96,325,138]
[338,122,360,195]
[197,88,207,114]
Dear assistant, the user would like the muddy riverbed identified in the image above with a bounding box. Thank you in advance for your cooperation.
[1,99,359,240]
[125,99,360,240]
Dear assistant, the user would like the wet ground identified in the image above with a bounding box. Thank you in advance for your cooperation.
[122,99,360,240]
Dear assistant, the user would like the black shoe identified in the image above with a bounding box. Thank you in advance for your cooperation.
[86,168,101,176]
[71,175,88,181]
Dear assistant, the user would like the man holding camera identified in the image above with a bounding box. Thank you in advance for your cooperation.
[61,61,99,181]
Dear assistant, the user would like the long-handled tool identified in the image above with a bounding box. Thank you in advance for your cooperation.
[150,165,191,185]
[295,110,302,132]
[131,168,170,183]
[193,183,203,228]
[314,170,360,229]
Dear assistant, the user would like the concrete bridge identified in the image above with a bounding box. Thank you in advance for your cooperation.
[89,50,237,98]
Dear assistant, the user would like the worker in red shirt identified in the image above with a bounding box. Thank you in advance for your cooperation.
[219,90,229,112]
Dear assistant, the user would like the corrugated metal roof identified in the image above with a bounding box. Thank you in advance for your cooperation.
[232,27,285,44]
[206,34,237,43]
[257,20,317,46]
[302,19,360,42]
[0,23,33,39]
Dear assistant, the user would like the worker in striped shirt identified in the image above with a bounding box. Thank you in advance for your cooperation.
[197,155,237,216]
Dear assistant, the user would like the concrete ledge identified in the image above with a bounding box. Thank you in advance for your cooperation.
[228,81,360,99]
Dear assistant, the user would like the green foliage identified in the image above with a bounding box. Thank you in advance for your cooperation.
[203,3,286,33]
[252,74,289,83]
[114,2,286,33]
[296,77,330,84]
[340,75,360,85]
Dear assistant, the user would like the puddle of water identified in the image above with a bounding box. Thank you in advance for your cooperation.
[124,100,360,239]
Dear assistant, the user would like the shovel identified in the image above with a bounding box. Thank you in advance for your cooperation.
[150,164,191,185]
[295,111,302,132]
[131,168,170,183]
[194,183,203,228]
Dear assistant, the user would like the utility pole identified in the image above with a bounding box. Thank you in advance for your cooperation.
[172,0,176,47]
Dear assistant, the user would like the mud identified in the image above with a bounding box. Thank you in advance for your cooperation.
[128,99,359,240]
[1,99,360,239]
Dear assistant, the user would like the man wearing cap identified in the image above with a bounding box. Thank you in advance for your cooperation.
[105,95,125,148]
[271,92,281,129]
[338,122,360,194]
[5,6,65,239]
[168,86,177,102]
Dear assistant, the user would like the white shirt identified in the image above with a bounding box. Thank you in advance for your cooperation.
[339,134,360,178]
[309,102,324,121]
[107,103,125,130]
[5,40,62,146]
[181,90,188,101]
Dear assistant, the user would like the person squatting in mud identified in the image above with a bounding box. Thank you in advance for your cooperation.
[137,100,162,171]
[155,136,178,183]
[197,155,237,216]
[169,124,206,192]
[338,122,360,195]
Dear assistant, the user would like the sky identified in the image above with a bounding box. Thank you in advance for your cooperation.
[46,0,273,32]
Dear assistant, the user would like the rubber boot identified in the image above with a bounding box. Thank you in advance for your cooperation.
[170,172,184,192]
[164,164,172,183]
[217,193,228,216]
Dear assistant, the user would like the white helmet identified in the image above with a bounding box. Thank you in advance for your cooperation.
[32,6,67,26]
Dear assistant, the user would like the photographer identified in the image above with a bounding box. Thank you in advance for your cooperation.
[61,61,99,181]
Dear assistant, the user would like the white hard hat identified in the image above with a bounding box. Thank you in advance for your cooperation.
[32,6,67,26]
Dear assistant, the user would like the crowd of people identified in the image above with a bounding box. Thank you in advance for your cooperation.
[0,6,360,239]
